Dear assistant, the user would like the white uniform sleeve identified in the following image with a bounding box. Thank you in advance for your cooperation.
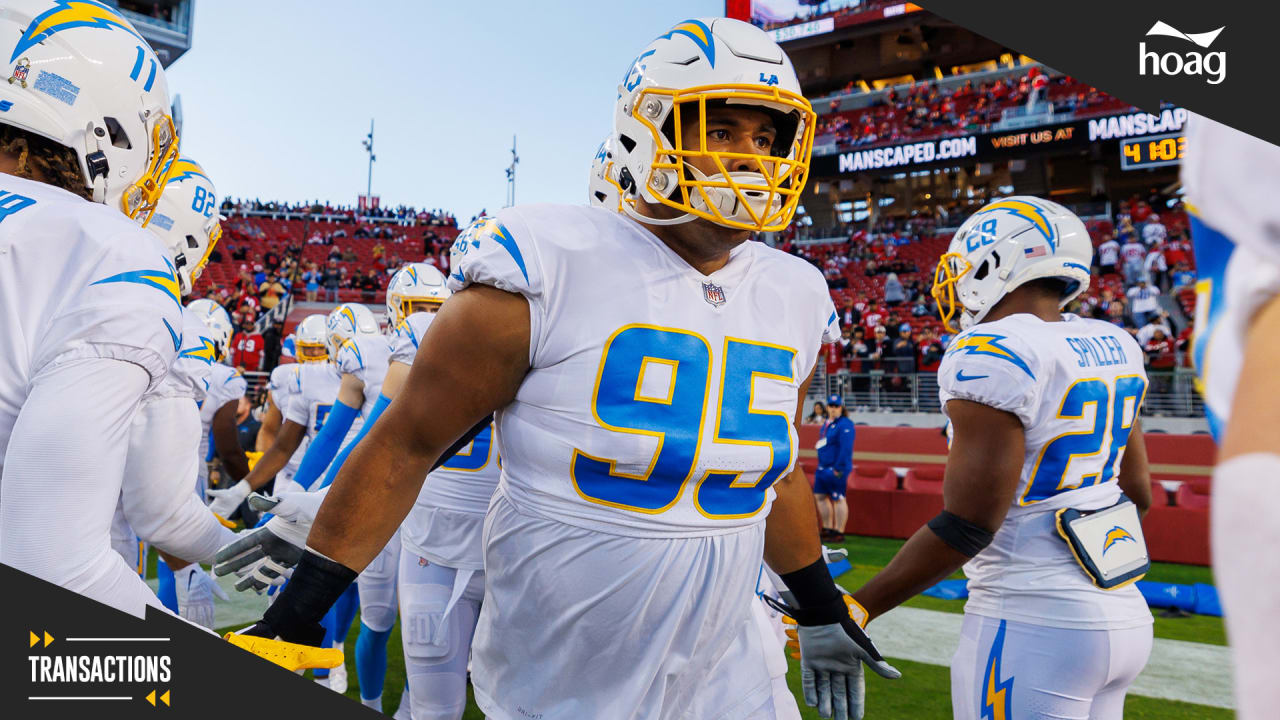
[335,338,368,382]
[389,313,434,365]
[820,294,841,344]
[37,237,183,392]
[1,358,172,618]
[938,330,1042,427]
[207,367,248,411]
[285,386,311,428]
[447,210,546,362]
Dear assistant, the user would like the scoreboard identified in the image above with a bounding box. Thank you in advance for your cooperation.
[1120,131,1185,170]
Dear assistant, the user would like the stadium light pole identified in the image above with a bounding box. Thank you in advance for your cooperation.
[362,119,375,211]
[505,134,519,208]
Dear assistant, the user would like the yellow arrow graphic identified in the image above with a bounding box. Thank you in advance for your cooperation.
[146,690,156,706]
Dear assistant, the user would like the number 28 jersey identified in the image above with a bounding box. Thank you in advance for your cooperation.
[938,313,1151,629]
[448,205,838,537]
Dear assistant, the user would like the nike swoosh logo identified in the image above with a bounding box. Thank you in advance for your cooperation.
[955,370,989,382]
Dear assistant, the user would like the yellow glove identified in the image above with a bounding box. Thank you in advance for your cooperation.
[224,632,343,672]
[211,511,237,530]
[246,451,264,471]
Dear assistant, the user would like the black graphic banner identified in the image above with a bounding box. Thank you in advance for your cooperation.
[0,564,373,719]
[917,0,1280,148]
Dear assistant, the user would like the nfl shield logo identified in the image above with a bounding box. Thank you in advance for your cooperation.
[702,281,726,307]
[9,58,29,87]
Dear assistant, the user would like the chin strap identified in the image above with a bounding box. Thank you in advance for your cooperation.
[622,198,697,226]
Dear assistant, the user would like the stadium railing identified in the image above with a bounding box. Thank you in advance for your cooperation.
[815,369,1203,417]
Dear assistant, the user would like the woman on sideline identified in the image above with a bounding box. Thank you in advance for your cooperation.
[805,400,827,424]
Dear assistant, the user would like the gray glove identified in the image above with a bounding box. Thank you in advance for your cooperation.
[173,564,228,629]
[798,623,871,720]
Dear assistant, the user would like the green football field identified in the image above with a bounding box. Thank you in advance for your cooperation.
[216,535,1233,718]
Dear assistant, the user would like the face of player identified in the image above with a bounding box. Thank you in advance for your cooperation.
[297,344,327,363]
[405,299,443,316]
[678,105,778,180]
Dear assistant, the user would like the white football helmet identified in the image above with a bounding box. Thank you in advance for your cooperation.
[589,137,625,212]
[325,303,379,357]
[186,297,233,362]
[613,18,815,231]
[0,1,179,223]
[146,157,222,296]
[932,196,1093,332]
[294,316,329,364]
[280,333,296,361]
[386,263,450,326]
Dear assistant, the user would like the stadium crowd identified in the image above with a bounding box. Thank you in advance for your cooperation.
[816,70,1126,150]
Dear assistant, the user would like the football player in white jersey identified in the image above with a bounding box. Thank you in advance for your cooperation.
[0,0,187,618]
[228,18,897,720]
[1182,115,1280,719]
[844,197,1154,719]
[258,328,327,495]
[191,298,251,518]
[589,144,804,720]
[116,160,239,628]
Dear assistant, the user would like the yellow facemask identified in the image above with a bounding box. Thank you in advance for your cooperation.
[121,114,180,227]
[931,252,974,334]
[630,84,815,232]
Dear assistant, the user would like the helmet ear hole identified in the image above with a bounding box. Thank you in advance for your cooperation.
[973,260,990,281]
[102,117,131,149]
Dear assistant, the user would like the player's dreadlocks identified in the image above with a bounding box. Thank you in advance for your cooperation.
[0,125,91,200]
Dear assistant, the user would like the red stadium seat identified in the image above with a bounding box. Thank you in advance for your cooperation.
[849,464,897,491]
[902,467,944,495]
[1174,483,1211,511]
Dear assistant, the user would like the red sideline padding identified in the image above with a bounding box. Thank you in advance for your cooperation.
[799,424,1215,566]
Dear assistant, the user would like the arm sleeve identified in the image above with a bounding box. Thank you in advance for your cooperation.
[317,393,392,490]
[292,399,361,490]
[1,358,171,619]
[937,332,1042,427]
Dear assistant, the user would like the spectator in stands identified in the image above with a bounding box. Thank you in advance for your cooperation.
[1144,327,1176,394]
[1136,311,1173,347]
[232,320,265,373]
[1171,261,1196,289]
[258,273,287,313]
[1097,232,1120,276]
[342,246,359,263]
[918,329,944,372]
[910,296,930,317]
[840,297,861,329]
[231,243,247,261]
[1126,279,1162,327]
[303,262,321,302]
[805,400,827,424]
[883,272,906,306]
[886,324,917,377]
[1120,233,1147,284]
[1145,241,1170,291]
[263,245,281,273]
[252,263,266,287]
[864,301,884,330]
[359,268,381,303]
[1141,213,1167,246]
[322,260,341,302]
[813,394,855,543]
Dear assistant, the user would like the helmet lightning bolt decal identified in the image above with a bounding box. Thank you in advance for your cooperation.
[655,19,716,67]
[91,256,182,309]
[11,1,143,63]
[974,199,1057,251]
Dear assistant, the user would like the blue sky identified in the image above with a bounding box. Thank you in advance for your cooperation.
[167,0,721,221]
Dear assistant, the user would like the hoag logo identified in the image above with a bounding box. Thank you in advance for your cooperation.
[1139,20,1226,84]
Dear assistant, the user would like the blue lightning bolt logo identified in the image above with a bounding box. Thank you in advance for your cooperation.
[975,199,1057,252]
[90,256,182,309]
[11,1,143,63]
[981,620,1014,720]
[946,333,1035,379]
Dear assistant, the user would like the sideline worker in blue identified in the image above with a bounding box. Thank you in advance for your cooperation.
[813,394,855,542]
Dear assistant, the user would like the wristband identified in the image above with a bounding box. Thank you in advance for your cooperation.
[260,548,357,645]
[777,557,845,626]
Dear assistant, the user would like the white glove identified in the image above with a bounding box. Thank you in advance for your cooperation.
[173,564,229,629]
[212,489,326,594]
[823,546,849,564]
[272,477,306,497]
[206,479,252,520]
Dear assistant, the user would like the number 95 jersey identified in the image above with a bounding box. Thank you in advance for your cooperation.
[938,313,1151,629]
[449,206,838,537]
